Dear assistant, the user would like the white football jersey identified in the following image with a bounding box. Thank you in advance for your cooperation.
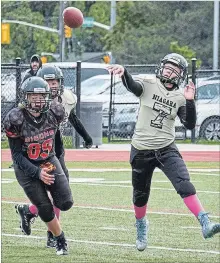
[132,75,186,150]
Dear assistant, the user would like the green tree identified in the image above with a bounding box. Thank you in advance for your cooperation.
[1,1,59,63]
[170,41,202,72]
[1,1,217,68]
[104,1,216,68]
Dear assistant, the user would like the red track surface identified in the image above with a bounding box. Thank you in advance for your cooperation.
[1,149,219,162]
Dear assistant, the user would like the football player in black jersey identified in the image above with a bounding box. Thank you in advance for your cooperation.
[15,65,93,248]
[4,76,73,255]
[108,53,220,251]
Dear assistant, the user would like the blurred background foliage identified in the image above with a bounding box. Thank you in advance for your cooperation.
[1,1,218,68]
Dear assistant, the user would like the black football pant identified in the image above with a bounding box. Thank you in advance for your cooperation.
[55,130,70,181]
[130,143,196,207]
[14,156,73,223]
[58,153,70,182]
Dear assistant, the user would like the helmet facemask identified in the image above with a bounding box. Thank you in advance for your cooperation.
[44,76,63,99]
[19,76,52,114]
[25,91,51,113]
[37,66,64,99]
[156,53,188,89]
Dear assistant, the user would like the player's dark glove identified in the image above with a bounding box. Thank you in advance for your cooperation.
[83,136,93,149]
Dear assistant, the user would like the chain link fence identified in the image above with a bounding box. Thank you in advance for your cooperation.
[104,65,155,141]
[106,62,220,142]
[1,60,220,145]
[1,62,28,141]
[1,60,78,148]
[191,65,220,142]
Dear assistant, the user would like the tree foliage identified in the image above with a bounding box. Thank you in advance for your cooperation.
[104,1,217,68]
[1,1,59,63]
[1,1,218,68]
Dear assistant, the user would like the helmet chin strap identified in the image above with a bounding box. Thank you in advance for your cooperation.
[159,77,179,91]
[28,105,42,113]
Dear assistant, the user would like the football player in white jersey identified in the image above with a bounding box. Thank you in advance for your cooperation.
[108,53,220,251]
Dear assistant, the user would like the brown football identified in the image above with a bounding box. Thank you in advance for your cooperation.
[63,7,84,28]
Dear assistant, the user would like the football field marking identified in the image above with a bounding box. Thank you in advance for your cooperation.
[2,233,220,255]
[1,178,202,184]
[181,226,200,229]
[1,179,218,194]
[2,201,219,218]
[2,168,220,174]
[68,182,220,195]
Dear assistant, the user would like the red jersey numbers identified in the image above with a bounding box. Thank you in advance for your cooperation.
[27,138,53,160]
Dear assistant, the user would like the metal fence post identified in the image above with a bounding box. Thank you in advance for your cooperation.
[15,57,21,106]
[108,73,113,143]
[191,58,197,143]
[75,61,81,149]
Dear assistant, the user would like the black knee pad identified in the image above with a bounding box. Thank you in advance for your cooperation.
[38,203,55,223]
[59,200,73,211]
[133,189,149,207]
[178,180,196,198]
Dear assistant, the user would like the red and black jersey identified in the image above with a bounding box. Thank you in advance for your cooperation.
[4,101,65,178]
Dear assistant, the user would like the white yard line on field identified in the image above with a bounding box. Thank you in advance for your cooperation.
[181,226,201,229]
[1,178,202,184]
[190,172,220,176]
[2,201,219,219]
[67,182,220,194]
[2,233,220,255]
[4,178,217,193]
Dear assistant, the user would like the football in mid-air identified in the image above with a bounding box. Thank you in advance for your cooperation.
[63,7,84,28]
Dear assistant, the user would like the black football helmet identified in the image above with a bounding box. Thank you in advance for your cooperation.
[156,53,188,88]
[20,76,51,113]
[37,65,64,98]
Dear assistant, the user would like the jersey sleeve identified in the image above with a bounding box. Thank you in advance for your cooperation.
[3,108,24,138]
[50,101,66,124]
[8,137,41,179]
[122,68,143,97]
[177,99,196,130]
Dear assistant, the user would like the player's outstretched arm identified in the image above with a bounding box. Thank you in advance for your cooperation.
[107,65,143,97]
[68,108,93,148]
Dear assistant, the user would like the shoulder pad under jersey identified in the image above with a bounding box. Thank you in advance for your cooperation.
[135,74,157,84]
[5,108,24,126]
[61,89,77,108]
[50,101,65,121]
[4,108,24,138]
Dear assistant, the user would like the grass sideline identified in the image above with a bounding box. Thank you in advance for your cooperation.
[1,162,220,263]
[1,136,219,149]
[1,161,220,169]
